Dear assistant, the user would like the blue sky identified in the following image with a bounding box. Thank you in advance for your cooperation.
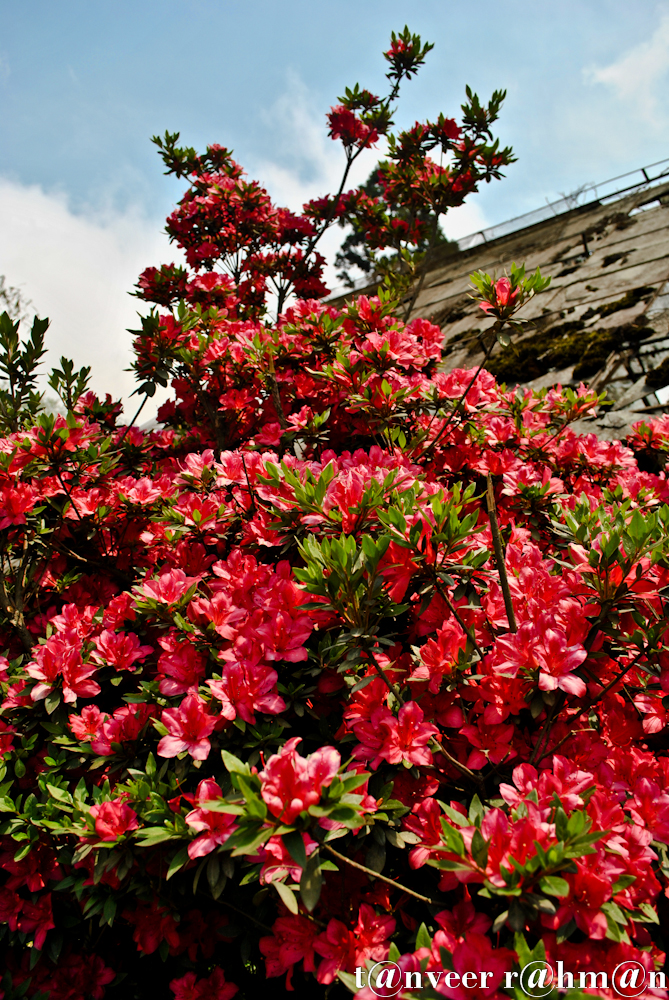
[1,0,669,407]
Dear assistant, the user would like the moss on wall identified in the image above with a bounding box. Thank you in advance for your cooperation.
[483,286,655,385]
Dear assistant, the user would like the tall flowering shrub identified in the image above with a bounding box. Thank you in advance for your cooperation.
[1,26,669,1000]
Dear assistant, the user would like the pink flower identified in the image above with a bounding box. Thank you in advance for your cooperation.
[314,904,394,984]
[403,797,444,869]
[0,887,22,930]
[122,476,167,504]
[92,629,153,671]
[89,798,139,841]
[17,892,55,950]
[436,932,514,998]
[259,736,340,824]
[410,622,468,693]
[76,703,154,756]
[138,568,197,604]
[549,863,611,940]
[536,629,587,697]
[0,482,38,528]
[327,105,378,147]
[314,918,355,984]
[461,721,516,770]
[123,900,180,955]
[252,833,319,885]
[0,719,15,755]
[158,691,217,761]
[207,659,285,724]
[27,634,100,704]
[628,777,669,841]
[185,779,237,858]
[170,968,237,1000]
[157,632,207,696]
[353,701,437,769]
[479,276,519,316]
[260,913,319,989]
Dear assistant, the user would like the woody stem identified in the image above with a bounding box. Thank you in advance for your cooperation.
[486,473,517,634]
[322,844,437,906]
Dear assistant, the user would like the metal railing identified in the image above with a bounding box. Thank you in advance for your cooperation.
[325,157,669,299]
[455,157,669,251]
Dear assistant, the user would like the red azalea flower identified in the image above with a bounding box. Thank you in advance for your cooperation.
[158,690,217,760]
[89,798,139,841]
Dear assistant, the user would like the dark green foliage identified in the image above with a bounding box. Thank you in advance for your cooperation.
[48,357,92,412]
[334,168,459,289]
[0,311,49,434]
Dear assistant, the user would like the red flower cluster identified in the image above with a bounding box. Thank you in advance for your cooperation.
[2,23,669,1000]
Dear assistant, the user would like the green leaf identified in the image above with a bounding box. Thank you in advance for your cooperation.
[539,875,570,897]
[221,749,249,775]
[206,854,227,899]
[13,841,32,862]
[337,971,358,995]
[565,809,587,838]
[283,831,307,870]
[102,897,117,926]
[44,690,61,715]
[637,902,659,924]
[299,852,323,913]
[135,826,176,846]
[274,880,299,914]
[468,794,484,826]
[46,784,72,805]
[470,828,488,868]
[439,821,465,856]
[440,803,468,826]
[166,846,190,880]
[611,874,636,893]
[415,922,432,950]
[365,840,386,873]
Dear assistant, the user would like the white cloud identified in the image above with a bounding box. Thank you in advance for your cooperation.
[253,72,382,211]
[250,73,386,294]
[0,179,174,417]
[0,78,491,426]
[441,201,489,241]
[585,13,669,125]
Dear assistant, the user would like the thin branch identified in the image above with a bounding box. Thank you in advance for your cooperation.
[534,648,648,765]
[366,643,480,784]
[588,649,647,706]
[117,392,149,447]
[403,213,441,323]
[240,453,257,517]
[54,469,85,525]
[528,695,563,765]
[322,843,437,906]
[415,325,500,462]
[433,577,485,660]
[217,898,273,933]
[49,538,133,589]
[486,473,517,633]
[367,644,405,705]
[0,573,33,652]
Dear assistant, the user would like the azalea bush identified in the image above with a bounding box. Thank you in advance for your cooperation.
[2,25,669,1000]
